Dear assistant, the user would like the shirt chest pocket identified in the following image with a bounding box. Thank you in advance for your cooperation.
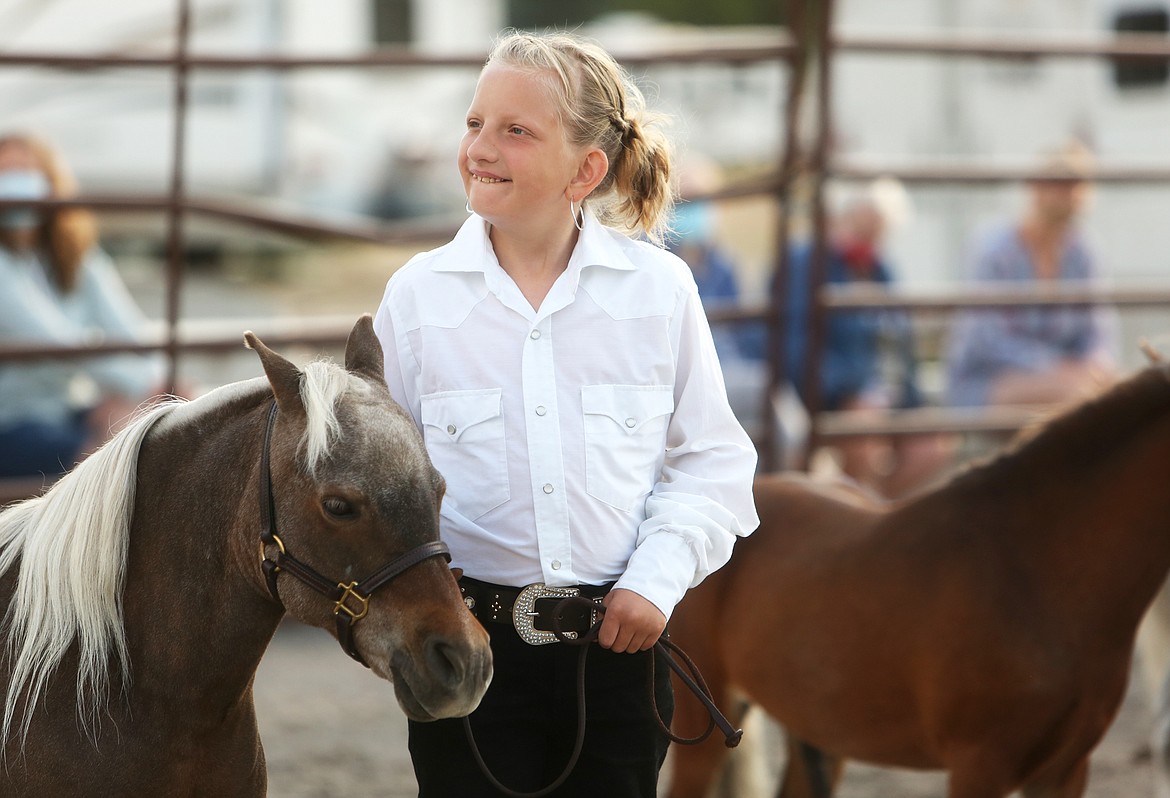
[421,389,509,520]
[581,384,674,512]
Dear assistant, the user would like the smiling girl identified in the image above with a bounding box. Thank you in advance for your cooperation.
[373,30,758,796]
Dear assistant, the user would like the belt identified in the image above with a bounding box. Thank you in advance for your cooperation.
[458,577,609,645]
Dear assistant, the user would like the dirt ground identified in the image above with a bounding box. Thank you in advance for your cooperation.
[254,620,1159,798]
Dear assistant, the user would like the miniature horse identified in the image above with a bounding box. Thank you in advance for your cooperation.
[668,362,1170,798]
[0,316,492,795]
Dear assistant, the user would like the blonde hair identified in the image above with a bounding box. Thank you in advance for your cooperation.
[0,133,98,293]
[486,30,675,244]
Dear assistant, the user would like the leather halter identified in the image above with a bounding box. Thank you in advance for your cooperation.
[256,401,451,667]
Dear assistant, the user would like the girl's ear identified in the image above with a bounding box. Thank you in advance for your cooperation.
[569,148,609,201]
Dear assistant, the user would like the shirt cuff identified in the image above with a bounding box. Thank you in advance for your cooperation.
[613,530,697,621]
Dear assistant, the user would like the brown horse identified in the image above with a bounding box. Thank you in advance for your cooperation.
[668,361,1170,798]
[0,315,492,795]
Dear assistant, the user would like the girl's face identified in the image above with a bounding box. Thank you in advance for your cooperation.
[459,64,584,235]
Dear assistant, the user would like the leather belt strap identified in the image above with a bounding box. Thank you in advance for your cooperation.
[459,577,608,642]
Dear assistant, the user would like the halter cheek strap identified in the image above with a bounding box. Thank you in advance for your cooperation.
[256,400,451,666]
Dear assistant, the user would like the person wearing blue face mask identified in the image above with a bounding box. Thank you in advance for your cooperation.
[667,157,763,363]
[0,133,162,480]
[666,196,770,441]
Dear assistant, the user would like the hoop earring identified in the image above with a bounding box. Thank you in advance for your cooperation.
[466,199,474,214]
[569,198,584,232]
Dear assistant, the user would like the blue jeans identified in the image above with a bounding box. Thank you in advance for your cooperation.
[0,412,88,478]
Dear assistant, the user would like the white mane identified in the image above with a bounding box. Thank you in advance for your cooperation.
[0,359,360,751]
[0,400,180,749]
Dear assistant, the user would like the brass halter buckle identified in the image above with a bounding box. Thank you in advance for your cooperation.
[512,583,601,645]
[334,581,370,621]
[259,533,286,570]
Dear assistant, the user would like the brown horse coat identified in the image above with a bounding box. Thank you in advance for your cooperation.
[0,317,492,796]
[670,364,1170,798]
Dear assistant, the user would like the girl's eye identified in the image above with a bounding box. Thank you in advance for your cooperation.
[466,119,481,130]
[322,497,356,519]
[509,126,526,136]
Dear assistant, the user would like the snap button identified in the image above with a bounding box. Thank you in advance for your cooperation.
[530,329,541,340]
[535,406,547,416]
[446,424,457,435]
[543,483,554,494]
[551,560,561,570]
[625,417,637,428]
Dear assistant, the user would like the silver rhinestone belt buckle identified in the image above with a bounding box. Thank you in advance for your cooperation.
[512,583,580,645]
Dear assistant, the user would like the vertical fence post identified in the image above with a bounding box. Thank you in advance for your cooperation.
[798,0,837,470]
[762,0,812,471]
[162,0,192,393]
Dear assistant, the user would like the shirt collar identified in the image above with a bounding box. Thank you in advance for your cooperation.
[567,211,638,274]
[430,211,639,276]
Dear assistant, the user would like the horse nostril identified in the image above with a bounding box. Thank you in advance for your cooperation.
[426,638,464,688]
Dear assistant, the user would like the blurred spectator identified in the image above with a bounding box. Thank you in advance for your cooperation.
[946,142,1118,408]
[754,179,953,498]
[668,155,768,440]
[0,133,162,479]
[668,154,758,361]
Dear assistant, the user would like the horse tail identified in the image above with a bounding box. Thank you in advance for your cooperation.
[0,399,180,751]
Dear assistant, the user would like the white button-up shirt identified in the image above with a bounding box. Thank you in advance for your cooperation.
[373,213,759,618]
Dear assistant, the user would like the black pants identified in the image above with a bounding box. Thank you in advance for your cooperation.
[408,616,674,797]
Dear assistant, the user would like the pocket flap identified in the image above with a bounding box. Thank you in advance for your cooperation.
[581,384,674,434]
[421,389,502,442]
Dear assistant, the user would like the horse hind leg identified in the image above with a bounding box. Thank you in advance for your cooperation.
[1018,757,1089,798]
[777,734,842,798]
[947,755,1087,798]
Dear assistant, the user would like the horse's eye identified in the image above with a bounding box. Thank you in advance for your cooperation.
[322,497,355,519]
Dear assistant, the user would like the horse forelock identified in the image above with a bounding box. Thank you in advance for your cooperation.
[297,361,430,500]
[0,399,183,752]
[299,360,370,475]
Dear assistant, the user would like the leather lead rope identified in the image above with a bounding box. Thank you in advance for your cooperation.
[463,596,741,797]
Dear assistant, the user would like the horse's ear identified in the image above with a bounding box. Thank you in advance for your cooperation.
[244,330,304,413]
[344,314,387,386]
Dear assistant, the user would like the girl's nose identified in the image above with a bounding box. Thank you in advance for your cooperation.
[466,129,496,162]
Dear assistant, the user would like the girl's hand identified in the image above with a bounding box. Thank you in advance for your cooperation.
[597,589,666,653]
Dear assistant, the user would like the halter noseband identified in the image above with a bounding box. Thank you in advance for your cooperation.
[257,401,451,666]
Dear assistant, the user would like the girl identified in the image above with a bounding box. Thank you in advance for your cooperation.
[373,30,758,796]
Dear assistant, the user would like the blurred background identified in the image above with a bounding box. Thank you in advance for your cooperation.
[2,0,1170,473]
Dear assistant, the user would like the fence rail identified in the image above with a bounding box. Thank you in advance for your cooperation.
[5,1,1170,474]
